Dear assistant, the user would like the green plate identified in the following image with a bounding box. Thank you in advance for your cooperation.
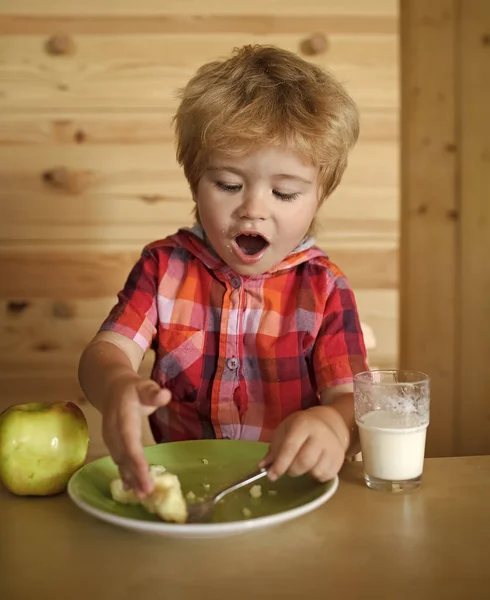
[68,440,338,538]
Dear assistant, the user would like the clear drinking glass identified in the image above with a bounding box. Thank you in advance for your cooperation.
[353,370,430,492]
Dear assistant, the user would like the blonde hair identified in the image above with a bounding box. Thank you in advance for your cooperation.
[173,44,359,219]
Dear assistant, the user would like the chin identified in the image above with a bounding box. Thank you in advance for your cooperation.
[233,265,267,276]
[229,258,276,276]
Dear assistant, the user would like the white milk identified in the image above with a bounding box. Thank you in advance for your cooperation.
[358,410,427,481]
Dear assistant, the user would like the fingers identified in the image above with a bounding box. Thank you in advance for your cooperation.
[118,456,152,498]
[258,448,274,470]
[287,437,323,478]
[263,431,307,481]
[310,449,340,482]
[258,414,346,483]
[111,381,170,496]
[103,385,157,499]
[118,415,153,498]
[137,381,172,411]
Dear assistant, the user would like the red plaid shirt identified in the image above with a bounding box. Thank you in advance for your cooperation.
[101,226,368,442]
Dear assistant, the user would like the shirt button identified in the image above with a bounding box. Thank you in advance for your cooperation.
[231,277,241,289]
[226,358,240,370]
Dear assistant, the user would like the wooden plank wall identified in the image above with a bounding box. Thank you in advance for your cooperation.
[401,0,490,457]
[0,0,399,456]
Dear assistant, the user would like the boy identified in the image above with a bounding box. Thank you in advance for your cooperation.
[78,45,368,499]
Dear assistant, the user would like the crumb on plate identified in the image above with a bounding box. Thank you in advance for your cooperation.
[249,484,262,499]
[242,507,252,519]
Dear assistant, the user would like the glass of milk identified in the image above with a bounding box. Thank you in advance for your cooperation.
[354,370,430,492]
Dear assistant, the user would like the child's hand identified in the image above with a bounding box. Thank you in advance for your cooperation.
[259,406,348,482]
[102,377,171,499]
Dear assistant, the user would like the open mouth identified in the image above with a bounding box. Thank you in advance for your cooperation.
[234,233,270,256]
[231,231,271,265]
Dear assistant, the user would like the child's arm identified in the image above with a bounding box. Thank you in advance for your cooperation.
[259,386,356,482]
[78,330,171,497]
[79,331,144,412]
[320,383,360,455]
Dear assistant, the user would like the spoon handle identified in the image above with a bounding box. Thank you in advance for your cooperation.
[213,468,268,503]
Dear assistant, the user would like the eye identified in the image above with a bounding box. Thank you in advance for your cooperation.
[215,182,242,193]
[273,190,300,202]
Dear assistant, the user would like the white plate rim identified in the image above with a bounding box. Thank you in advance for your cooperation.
[67,472,339,538]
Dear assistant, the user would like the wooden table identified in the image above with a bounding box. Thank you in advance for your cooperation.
[2,456,490,600]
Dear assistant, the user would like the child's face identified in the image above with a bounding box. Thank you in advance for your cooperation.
[195,146,320,275]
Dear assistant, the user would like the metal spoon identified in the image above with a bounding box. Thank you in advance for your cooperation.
[186,467,268,523]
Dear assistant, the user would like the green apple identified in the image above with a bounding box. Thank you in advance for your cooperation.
[0,401,89,496]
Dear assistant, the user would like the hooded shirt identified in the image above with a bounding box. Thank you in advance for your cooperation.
[101,225,368,442]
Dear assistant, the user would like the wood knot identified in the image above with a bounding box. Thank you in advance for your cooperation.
[416,204,428,214]
[45,34,76,56]
[141,195,166,204]
[43,166,70,187]
[446,209,459,221]
[481,33,490,46]
[74,129,87,144]
[42,167,91,194]
[300,33,329,56]
[33,341,61,352]
[52,301,76,319]
[445,142,457,153]
[7,301,30,315]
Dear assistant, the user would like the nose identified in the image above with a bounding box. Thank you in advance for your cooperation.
[236,189,269,220]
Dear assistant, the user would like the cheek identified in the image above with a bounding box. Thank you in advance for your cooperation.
[197,198,228,237]
[288,202,317,230]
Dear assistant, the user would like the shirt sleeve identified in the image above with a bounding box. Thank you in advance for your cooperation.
[99,246,159,352]
[312,273,369,392]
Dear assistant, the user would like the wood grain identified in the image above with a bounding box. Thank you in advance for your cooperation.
[0,15,397,35]
[0,246,397,300]
[0,141,397,195]
[399,0,458,457]
[0,34,397,110]
[0,290,396,377]
[0,208,397,251]
[0,0,397,17]
[458,0,490,455]
[0,109,398,145]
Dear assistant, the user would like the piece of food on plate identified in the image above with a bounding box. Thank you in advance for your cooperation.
[110,465,188,524]
[249,484,262,499]
[110,464,167,505]
[110,479,140,505]
[141,472,188,524]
